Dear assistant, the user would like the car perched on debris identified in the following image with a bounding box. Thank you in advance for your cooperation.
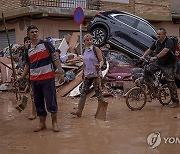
[88,10,157,59]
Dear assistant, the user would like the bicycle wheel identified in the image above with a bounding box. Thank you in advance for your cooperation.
[158,84,171,105]
[126,87,147,110]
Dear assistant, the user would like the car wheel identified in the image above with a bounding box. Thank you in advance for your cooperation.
[91,28,107,47]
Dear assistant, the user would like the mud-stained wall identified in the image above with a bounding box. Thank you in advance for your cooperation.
[0,18,80,44]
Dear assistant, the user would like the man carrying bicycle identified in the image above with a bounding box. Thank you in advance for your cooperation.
[140,28,179,108]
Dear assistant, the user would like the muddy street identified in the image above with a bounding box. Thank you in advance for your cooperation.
[0,90,180,154]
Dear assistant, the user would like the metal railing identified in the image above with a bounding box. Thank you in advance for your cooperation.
[21,0,101,10]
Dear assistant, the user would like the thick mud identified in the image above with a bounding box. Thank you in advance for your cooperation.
[0,91,180,154]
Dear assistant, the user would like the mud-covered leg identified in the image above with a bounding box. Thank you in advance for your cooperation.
[51,113,59,132]
[71,78,92,117]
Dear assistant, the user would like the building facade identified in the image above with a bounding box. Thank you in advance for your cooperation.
[0,0,179,50]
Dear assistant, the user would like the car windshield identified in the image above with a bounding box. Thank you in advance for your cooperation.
[107,52,134,65]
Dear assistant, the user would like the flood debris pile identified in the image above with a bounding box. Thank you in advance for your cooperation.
[0,32,136,97]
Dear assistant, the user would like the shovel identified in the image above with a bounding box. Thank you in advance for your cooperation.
[2,12,28,112]
[15,78,29,112]
[15,95,28,112]
[94,65,108,121]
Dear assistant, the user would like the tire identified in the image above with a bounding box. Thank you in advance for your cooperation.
[158,84,171,105]
[91,27,107,47]
[126,87,147,110]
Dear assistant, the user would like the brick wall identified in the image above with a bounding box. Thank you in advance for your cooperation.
[135,0,171,16]
[99,1,133,13]
[0,0,21,12]
[100,0,171,16]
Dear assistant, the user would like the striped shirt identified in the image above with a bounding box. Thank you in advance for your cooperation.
[25,40,55,81]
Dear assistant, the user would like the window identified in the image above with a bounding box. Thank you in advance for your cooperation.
[137,21,156,38]
[114,15,136,27]
[61,0,86,9]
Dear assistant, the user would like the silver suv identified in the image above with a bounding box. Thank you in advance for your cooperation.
[88,10,157,58]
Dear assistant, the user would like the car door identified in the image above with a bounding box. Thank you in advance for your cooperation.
[109,14,136,49]
[129,19,157,57]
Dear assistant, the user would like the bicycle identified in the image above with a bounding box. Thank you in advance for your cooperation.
[125,58,171,110]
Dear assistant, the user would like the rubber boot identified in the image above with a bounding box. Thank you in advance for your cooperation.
[51,113,59,132]
[34,116,46,132]
[71,95,86,117]
[71,105,84,117]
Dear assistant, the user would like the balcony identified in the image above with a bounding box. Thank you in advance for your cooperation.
[21,0,101,10]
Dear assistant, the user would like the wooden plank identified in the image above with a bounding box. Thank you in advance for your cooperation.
[68,32,80,54]
[61,63,79,69]
[56,70,83,97]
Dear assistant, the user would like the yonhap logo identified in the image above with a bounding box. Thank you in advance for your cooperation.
[147,132,161,149]
[147,132,180,148]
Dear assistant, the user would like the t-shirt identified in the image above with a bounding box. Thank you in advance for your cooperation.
[150,37,176,66]
[24,40,55,81]
[83,47,102,78]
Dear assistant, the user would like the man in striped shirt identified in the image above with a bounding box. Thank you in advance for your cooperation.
[21,25,64,132]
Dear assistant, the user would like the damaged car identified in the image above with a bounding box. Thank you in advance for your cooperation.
[102,49,136,82]
[88,10,157,59]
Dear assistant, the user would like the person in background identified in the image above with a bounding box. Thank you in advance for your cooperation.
[175,41,180,60]
[16,36,37,120]
[23,36,37,120]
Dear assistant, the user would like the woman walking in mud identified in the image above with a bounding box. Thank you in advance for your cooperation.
[71,34,104,117]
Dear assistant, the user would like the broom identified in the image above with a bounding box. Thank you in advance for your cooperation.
[2,12,28,112]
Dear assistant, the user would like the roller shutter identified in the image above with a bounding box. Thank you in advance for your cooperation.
[0,30,16,51]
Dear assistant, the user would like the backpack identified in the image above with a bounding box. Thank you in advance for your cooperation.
[83,46,107,71]
[43,40,57,71]
[168,36,178,54]
[155,36,178,56]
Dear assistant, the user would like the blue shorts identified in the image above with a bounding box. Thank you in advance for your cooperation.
[31,78,58,116]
